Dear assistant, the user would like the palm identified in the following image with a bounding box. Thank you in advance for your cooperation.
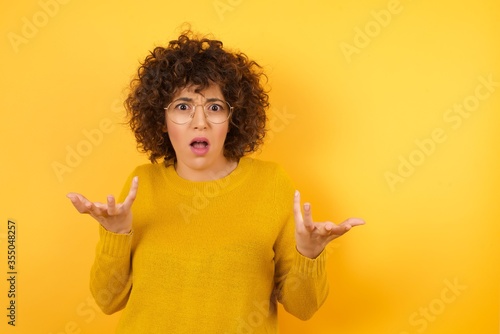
[67,177,138,234]
[293,190,365,259]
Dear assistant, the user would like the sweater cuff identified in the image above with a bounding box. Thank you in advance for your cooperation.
[98,224,133,257]
[292,248,327,278]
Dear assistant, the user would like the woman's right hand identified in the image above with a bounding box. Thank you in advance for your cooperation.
[66,176,138,234]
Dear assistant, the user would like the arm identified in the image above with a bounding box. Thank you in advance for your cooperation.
[271,168,329,320]
[272,168,365,320]
[281,190,365,319]
[67,176,138,314]
[274,214,329,320]
[89,225,133,314]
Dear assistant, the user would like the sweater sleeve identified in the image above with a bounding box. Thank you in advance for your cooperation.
[89,172,136,315]
[90,226,133,314]
[272,167,329,320]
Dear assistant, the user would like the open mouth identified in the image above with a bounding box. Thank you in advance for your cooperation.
[190,140,209,148]
[189,137,210,155]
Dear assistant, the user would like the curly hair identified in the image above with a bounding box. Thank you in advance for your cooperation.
[125,30,269,165]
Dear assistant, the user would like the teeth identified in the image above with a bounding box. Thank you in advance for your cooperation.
[191,141,208,148]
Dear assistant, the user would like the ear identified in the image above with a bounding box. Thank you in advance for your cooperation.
[162,122,168,133]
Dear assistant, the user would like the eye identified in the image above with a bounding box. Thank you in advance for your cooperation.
[207,103,224,112]
[174,103,191,111]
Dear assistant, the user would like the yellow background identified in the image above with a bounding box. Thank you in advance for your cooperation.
[1,0,499,333]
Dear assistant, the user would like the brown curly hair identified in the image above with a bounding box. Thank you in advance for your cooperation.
[125,30,269,165]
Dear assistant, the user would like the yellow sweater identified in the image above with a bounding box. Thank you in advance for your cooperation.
[90,157,328,333]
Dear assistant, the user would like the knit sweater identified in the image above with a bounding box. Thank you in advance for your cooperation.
[90,157,328,333]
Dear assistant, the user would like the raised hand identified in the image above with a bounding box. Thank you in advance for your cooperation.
[293,190,365,259]
[66,177,138,234]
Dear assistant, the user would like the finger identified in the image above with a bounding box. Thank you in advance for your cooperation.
[294,190,314,232]
[324,222,336,233]
[107,195,117,215]
[66,193,92,214]
[86,201,106,218]
[302,202,315,232]
[322,222,351,236]
[312,222,342,236]
[122,176,139,210]
[322,218,366,239]
[342,217,366,227]
[293,190,304,227]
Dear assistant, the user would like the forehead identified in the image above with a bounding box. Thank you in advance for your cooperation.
[172,83,224,100]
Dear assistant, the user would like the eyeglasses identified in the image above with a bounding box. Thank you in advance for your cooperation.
[164,99,233,125]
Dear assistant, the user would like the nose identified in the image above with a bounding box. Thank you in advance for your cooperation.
[190,105,208,129]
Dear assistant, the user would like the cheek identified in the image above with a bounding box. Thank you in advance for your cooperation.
[165,126,182,149]
[216,126,229,144]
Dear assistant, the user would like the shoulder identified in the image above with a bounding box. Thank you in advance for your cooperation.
[130,162,166,175]
[118,163,167,201]
[242,157,283,172]
[242,157,294,188]
[125,163,169,186]
[242,158,295,215]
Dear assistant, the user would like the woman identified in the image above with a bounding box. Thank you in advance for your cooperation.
[67,30,364,333]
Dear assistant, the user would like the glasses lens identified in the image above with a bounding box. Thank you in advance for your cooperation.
[166,101,232,124]
[166,102,191,124]
[204,101,230,124]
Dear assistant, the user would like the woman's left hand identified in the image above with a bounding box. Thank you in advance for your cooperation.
[293,190,365,259]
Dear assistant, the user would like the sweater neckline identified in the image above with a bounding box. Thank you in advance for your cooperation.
[161,157,253,196]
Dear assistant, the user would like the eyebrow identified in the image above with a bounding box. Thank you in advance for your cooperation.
[173,97,225,103]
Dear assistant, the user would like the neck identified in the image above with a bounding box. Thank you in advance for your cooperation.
[175,159,238,182]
